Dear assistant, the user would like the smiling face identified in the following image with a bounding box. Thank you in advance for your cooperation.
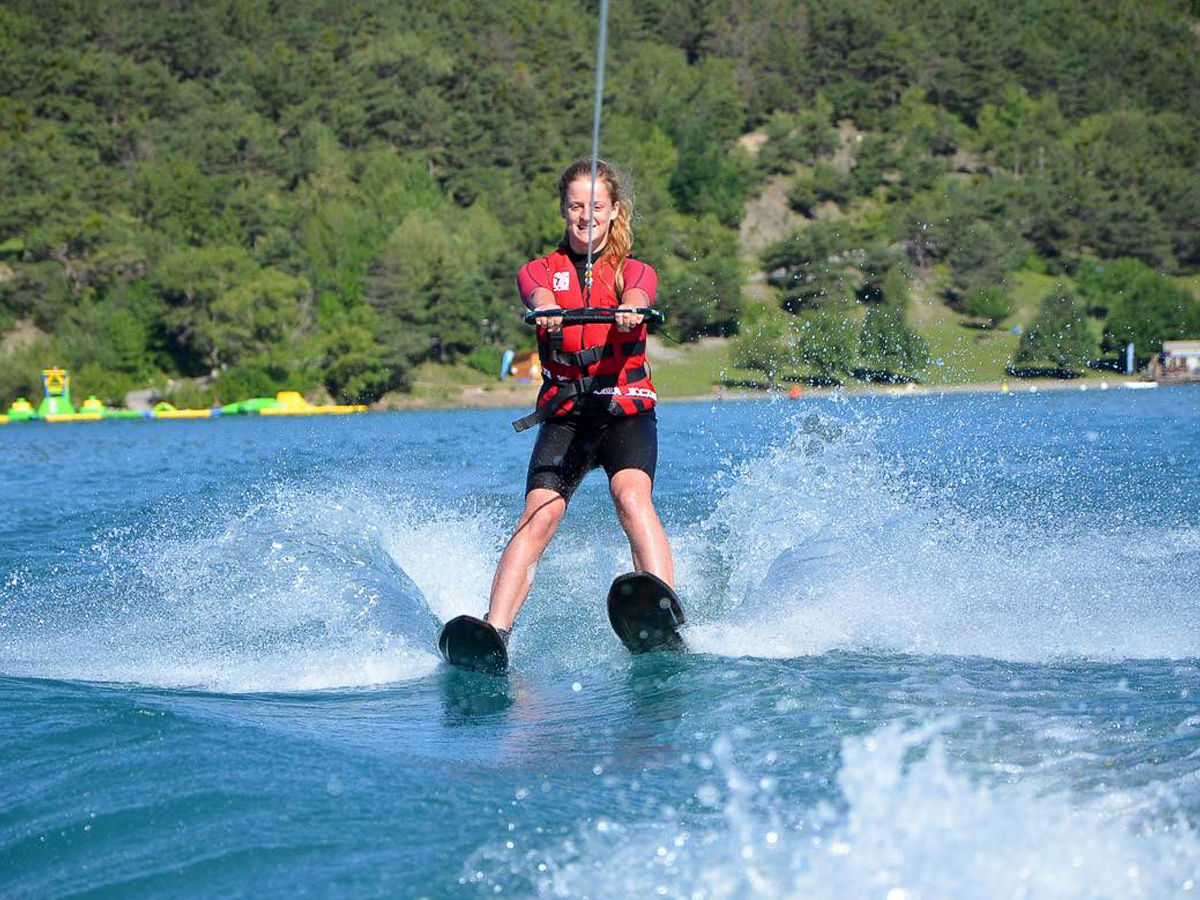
[562,177,619,254]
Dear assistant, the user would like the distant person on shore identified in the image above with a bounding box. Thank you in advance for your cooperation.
[483,158,674,642]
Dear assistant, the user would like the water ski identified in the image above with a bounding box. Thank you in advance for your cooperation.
[438,615,509,675]
[607,571,686,654]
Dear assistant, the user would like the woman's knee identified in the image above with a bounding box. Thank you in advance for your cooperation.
[519,495,567,543]
[609,477,652,519]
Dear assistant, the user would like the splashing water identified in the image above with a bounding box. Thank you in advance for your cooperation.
[681,404,1200,662]
[0,481,509,691]
[465,720,1200,899]
[1,392,1197,897]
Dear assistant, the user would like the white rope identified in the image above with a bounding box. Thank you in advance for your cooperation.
[584,0,610,296]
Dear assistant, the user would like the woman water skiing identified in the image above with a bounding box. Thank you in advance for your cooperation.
[483,158,675,644]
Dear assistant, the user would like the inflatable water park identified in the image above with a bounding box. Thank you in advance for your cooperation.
[0,368,368,425]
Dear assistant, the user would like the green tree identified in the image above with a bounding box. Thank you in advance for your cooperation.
[213,364,280,402]
[762,222,873,312]
[1064,110,1198,269]
[4,0,1200,404]
[976,85,1066,176]
[654,213,743,340]
[208,268,309,370]
[0,341,51,406]
[1102,275,1200,363]
[848,134,895,197]
[756,96,838,174]
[58,284,164,380]
[811,163,851,207]
[313,309,392,403]
[366,205,510,385]
[0,260,72,331]
[945,220,1023,326]
[152,246,307,373]
[1013,285,1093,373]
[1077,258,1154,318]
[133,156,236,247]
[729,306,802,388]
[614,48,749,227]
[960,286,1015,327]
[797,309,858,384]
[859,269,929,379]
[885,87,966,157]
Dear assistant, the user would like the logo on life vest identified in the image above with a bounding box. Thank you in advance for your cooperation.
[552,271,571,292]
[595,386,657,400]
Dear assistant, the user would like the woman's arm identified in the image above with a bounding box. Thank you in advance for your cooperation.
[518,261,563,332]
[616,260,657,331]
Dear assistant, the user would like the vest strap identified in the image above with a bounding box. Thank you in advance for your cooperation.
[512,367,649,433]
[543,340,645,370]
[546,345,606,368]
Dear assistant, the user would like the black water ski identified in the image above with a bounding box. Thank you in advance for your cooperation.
[438,615,509,675]
[607,571,686,654]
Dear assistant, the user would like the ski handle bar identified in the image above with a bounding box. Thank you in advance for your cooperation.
[523,307,664,325]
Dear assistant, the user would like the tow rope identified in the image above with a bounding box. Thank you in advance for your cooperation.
[583,0,610,302]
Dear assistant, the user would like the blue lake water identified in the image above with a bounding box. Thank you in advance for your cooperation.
[2,385,1199,897]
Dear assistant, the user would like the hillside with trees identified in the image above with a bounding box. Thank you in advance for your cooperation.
[1,0,1198,405]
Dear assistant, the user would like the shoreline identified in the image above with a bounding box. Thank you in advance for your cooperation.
[372,373,1166,413]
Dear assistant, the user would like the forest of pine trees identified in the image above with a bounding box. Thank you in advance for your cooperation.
[1,0,1198,403]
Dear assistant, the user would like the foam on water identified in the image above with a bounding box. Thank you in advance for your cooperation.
[1,398,1197,897]
[380,503,504,624]
[464,722,1200,899]
[3,401,1196,690]
[679,409,1200,662]
[0,482,507,692]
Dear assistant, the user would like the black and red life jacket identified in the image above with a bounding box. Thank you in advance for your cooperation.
[512,250,656,433]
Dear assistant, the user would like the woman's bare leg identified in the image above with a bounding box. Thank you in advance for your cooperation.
[485,488,568,631]
[608,468,674,586]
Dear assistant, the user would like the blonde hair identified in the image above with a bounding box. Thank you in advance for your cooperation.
[557,157,635,297]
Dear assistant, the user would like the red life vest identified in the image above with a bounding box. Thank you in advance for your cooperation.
[512,250,657,433]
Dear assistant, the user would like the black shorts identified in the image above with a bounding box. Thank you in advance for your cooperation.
[525,406,658,501]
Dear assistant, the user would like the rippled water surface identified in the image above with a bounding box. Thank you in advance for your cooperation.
[2,386,1199,897]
